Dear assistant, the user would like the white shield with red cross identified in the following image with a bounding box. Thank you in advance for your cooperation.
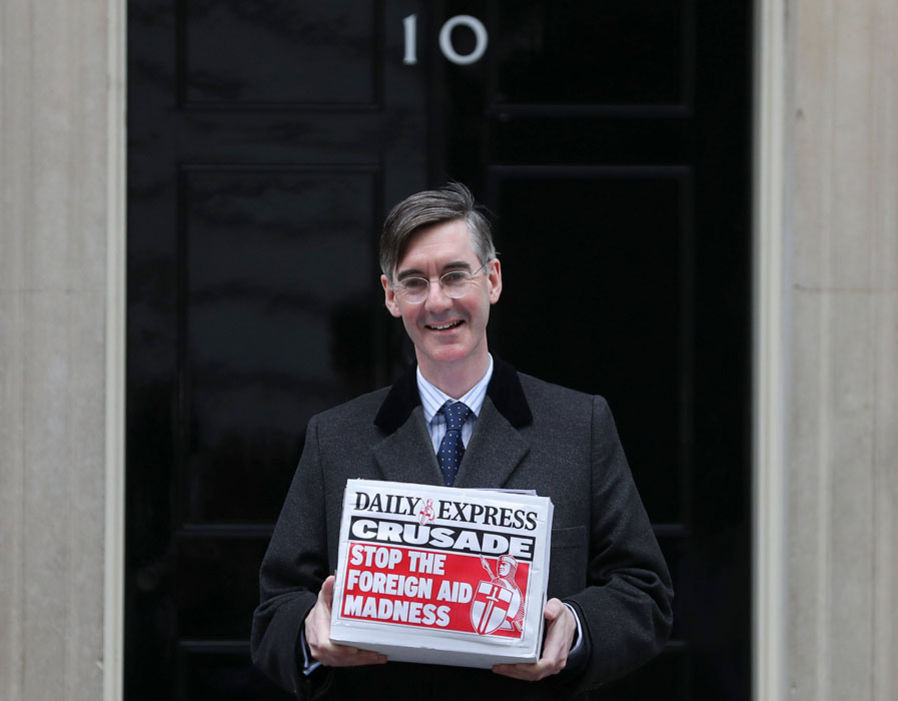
[469,581,514,635]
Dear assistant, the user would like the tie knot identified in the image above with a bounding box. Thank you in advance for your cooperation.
[440,401,471,431]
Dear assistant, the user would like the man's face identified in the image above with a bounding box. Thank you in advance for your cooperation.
[381,218,502,385]
[498,559,511,577]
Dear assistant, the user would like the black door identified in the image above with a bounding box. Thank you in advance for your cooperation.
[127,2,751,699]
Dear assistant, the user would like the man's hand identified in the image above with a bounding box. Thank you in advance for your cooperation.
[491,598,576,681]
[304,575,388,667]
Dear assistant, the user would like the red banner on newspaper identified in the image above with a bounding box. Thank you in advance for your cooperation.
[339,541,530,638]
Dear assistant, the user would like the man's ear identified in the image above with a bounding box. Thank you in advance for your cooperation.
[487,258,502,304]
[381,274,402,317]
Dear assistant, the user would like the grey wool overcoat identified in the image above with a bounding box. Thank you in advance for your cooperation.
[251,357,673,700]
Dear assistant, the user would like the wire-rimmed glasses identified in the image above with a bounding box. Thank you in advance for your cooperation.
[392,262,489,304]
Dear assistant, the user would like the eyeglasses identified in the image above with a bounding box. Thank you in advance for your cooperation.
[392,262,489,304]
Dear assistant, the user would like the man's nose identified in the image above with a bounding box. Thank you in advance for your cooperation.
[423,280,452,310]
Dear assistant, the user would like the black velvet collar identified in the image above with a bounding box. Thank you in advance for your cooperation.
[373,356,533,434]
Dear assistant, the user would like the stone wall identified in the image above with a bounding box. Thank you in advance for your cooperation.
[786,0,898,698]
[0,1,124,699]
[755,1,898,699]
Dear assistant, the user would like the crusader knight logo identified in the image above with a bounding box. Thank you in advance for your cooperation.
[469,554,525,635]
[416,497,436,525]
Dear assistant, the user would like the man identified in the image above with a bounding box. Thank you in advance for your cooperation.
[251,183,673,699]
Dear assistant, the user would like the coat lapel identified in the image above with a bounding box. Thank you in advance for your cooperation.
[371,356,534,488]
[372,406,443,485]
[453,397,530,489]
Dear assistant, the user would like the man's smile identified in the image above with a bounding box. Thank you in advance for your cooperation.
[425,320,464,331]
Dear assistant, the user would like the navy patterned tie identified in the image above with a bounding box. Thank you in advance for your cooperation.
[437,401,471,486]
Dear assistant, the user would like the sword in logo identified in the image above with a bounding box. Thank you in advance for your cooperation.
[476,585,505,635]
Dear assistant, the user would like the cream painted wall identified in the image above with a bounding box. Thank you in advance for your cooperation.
[787,0,897,698]
[1,0,895,699]
[0,1,124,700]
[755,0,898,699]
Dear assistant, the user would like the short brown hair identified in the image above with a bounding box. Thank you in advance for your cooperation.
[380,182,496,279]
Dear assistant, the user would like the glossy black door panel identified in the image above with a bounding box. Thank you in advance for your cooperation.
[180,169,380,523]
[177,644,287,701]
[489,173,689,525]
[492,0,690,108]
[181,1,381,106]
[175,534,270,639]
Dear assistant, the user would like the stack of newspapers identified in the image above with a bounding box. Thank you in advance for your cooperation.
[330,479,554,668]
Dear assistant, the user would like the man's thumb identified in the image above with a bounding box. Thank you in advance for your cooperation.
[320,575,336,608]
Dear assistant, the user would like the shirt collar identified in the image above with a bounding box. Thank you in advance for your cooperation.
[417,354,494,424]
[373,355,532,434]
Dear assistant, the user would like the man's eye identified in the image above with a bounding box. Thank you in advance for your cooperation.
[402,278,428,291]
[442,271,468,286]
